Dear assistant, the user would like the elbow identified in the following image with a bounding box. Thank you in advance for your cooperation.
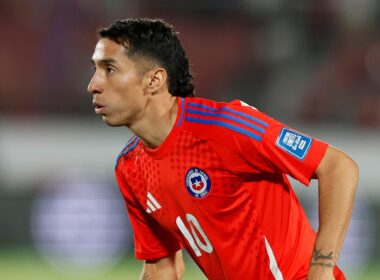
[316,146,359,192]
[333,149,360,195]
[351,157,359,179]
[347,155,359,193]
[343,153,359,184]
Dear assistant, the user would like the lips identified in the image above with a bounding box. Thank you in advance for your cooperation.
[93,101,105,114]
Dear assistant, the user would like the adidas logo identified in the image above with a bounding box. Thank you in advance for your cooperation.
[146,192,161,213]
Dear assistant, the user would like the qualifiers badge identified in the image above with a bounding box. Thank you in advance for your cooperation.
[276,127,312,160]
[185,168,211,198]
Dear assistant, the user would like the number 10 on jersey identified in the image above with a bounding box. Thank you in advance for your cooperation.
[176,214,213,257]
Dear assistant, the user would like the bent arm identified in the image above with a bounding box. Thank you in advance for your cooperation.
[307,146,359,278]
[140,249,185,280]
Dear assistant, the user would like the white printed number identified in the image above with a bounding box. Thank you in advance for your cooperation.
[176,214,213,257]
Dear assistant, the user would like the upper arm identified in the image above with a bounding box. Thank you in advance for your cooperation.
[141,249,185,280]
[313,145,359,181]
[221,101,329,185]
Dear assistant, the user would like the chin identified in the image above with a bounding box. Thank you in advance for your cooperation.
[102,116,124,127]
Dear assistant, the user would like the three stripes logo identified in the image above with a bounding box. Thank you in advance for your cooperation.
[185,101,268,142]
[146,192,162,214]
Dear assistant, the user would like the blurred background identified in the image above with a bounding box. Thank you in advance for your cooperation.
[0,0,379,279]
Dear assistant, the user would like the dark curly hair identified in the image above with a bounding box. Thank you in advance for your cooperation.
[98,18,195,97]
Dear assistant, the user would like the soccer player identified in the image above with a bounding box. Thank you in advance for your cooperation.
[87,18,358,280]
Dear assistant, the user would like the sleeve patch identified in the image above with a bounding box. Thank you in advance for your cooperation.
[276,128,312,160]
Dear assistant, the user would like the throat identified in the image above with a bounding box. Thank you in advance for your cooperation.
[132,97,178,149]
[139,129,168,148]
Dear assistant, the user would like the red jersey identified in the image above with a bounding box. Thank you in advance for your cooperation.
[115,97,345,279]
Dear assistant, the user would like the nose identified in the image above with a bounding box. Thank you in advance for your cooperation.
[87,72,103,95]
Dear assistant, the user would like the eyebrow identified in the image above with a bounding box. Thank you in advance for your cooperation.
[91,58,117,66]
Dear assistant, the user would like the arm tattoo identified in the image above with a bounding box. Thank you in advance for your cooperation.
[310,249,335,268]
[310,262,334,268]
[312,249,334,261]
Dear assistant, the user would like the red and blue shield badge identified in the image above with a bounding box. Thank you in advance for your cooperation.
[185,167,211,198]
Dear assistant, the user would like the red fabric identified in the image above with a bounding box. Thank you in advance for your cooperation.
[115,97,345,279]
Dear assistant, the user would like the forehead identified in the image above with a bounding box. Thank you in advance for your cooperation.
[91,38,127,62]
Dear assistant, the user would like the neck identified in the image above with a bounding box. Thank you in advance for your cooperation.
[129,93,178,148]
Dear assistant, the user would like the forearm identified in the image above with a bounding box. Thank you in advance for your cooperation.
[140,264,177,280]
[308,146,358,277]
[312,174,356,266]
[140,250,185,280]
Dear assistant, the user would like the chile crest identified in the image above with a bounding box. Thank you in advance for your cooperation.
[185,167,211,198]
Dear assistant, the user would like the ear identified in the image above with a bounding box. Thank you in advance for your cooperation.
[144,67,168,94]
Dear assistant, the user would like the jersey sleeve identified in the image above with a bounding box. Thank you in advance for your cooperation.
[228,100,328,186]
[115,167,182,260]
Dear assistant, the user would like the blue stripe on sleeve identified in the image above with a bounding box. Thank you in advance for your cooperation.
[177,98,185,127]
[188,102,218,111]
[187,102,269,128]
[220,107,269,127]
[186,109,266,134]
[185,117,262,141]
[120,135,138,152]
[115,137,140,169]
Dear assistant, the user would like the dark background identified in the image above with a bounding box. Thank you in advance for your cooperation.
[1,0,379,279]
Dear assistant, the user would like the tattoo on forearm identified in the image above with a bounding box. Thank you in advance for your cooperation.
[310,249,335,268]
[310,262,334,268]
[312,249,334,261]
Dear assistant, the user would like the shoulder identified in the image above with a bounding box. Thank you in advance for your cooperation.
[183,97,271,144]
[115,135,140,169]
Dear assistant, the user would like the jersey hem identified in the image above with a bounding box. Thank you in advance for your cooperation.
[135,246,182,261]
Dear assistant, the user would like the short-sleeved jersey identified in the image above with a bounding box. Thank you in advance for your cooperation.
[115,97,345,280]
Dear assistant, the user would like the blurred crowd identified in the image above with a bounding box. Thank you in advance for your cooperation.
[1,2,379,277]
[1,0,380,126]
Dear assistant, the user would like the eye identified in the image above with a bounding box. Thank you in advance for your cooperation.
[106,67,115,74]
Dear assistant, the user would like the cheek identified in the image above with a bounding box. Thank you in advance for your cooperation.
[115,73,140,92]
[107,78,130,102]
[117,76,144,100]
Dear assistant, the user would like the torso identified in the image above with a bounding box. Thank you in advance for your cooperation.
[116,97,343,279]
